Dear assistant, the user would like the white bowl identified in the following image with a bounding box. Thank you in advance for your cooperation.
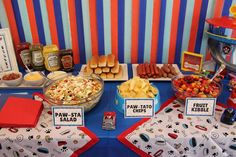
[1,71,23,86]
[24,71,45,86]
[47,71,68,80]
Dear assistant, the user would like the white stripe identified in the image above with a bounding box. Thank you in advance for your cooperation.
[162,0,173,63]
[60,0,72,49]
[124,0,132,63]
[17,0,32,42]
[39,0,52,44]
[144,0,154,62]
[103,0,111,55]
[81,0,92,62]
[181,0,195,52]
[200,0,216,60]
[0,0,9,28]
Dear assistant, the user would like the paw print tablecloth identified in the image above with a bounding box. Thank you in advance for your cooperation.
[0,108,99,157]
[118,97,236,157]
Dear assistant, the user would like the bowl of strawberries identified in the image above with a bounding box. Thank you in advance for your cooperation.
[172,74,222,102]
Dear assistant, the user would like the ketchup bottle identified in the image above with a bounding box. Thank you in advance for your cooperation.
[16,42,33,71]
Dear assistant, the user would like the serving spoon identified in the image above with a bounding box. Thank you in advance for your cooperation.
[210,63,226,82]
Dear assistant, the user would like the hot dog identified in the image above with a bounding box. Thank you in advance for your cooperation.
[144,63,151,77]
[150,63,155,76]
[137,64,142,77]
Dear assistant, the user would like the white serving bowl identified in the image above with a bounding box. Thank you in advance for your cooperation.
[24,71,45,86]
[1,71,23,86]
[47,71,68,81]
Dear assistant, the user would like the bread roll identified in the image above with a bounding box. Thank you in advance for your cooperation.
[85,60,93,75]
[94,67,102,74]
[107,72,114,79]
[111,60,119,74]
[90,56,98,68]
[115,65,123,79]
[107,54,115,67]
[98,55,107,67]
[102,67,110,73]
[100,73,107,79]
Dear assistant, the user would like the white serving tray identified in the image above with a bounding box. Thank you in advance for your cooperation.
[132,64,182,81]
[80,64,129,81]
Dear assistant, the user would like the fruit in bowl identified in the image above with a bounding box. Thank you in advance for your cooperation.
[172,74,221,101]
[1,71,23,86]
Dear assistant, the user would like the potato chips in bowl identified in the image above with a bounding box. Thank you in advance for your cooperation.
[115,77,160,113]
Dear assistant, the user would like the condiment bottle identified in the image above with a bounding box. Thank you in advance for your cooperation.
[43,45,60,71]
[16,42,33,71]
[30,44,45,71]
[59,49,74,72]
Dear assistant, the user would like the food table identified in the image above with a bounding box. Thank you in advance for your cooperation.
[0,64,233,157]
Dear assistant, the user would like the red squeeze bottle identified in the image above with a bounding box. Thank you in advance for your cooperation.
[16,42,33,71]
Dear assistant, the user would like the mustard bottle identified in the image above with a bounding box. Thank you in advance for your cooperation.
[43,45,60,71]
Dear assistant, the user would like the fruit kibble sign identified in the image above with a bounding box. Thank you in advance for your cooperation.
[185,98,216,116]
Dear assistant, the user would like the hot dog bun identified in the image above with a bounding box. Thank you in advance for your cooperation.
[107,72,114,79]
[111,60,119,74]
[107,54,115,67]
[115,65,123,79]
[90,56,98,68]
[98,55,107,67]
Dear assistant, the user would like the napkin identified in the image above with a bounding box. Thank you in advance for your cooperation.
[0,96,43,127]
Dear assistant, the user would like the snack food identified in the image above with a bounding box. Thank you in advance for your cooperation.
[137,63,179,79]
[172,75,221,101]
[1,71,23,86]
[118,77,158,98]
[44,75,103,103]
[84,54,123,79]
[2,73,21,80]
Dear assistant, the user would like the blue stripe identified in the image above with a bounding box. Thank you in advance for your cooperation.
[0,0,9,28]
[53,0,65,49]
[33,0,46,45]
[137,0,146,63]
[96,0,105,56]
[157,0,166,63]
[144,0,154,62]
[194,0,209,53]
[75,0,86,63]
[11,0,25,42]
[222,0,233,16]
[175,0,187,64]
[124,0,132,63]
[221,0,233,34]
[118,0,125,62]
[39,0,52,44]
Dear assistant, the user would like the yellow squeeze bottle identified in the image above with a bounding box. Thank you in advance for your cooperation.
[43,45,60,71]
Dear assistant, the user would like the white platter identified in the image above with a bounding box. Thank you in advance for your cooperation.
[0,80,44,89]
[132,64,182,81]
[80,64,129,81]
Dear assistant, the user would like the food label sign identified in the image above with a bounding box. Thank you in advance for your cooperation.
[124,99,155,118]
[52,106,84,126]
[185,98,216,116]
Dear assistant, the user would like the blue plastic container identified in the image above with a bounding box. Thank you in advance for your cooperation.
[115,85,161,113]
